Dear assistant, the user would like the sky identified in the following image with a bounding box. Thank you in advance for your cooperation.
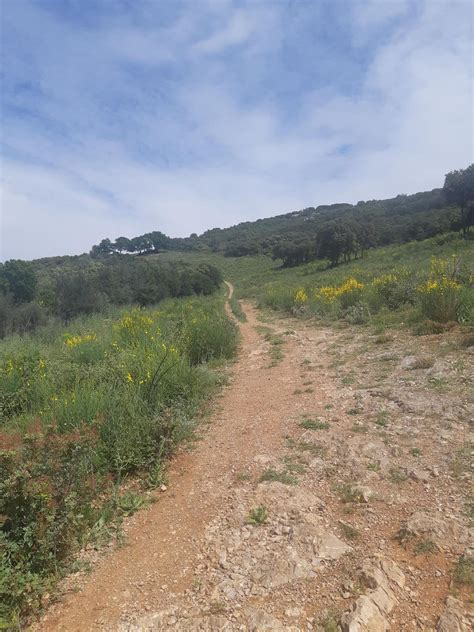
[0,0,472,261]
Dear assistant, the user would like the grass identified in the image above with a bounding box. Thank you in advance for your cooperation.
[0,294,238,625]
[286,437,327,456]
[453,555,474,586]
[375,410,390,427]
[259,467,297,485]
[299,418,330,430]
[229,295,247,322]
[414,539,437,555]
[450,442,472,477]
[389,467,409,484]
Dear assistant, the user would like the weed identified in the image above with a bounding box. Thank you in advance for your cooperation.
[247,505,268,525]
[324,404,333,410]
[283,454,308,475]
[236,471,252,482]
[116,491,149,516]
[450,442,472,477]
[375,410,390,427]
[410,447,422,457]
[389,467,408,484]
[229,296,247,322]
[453,555,474,586]
[341,375,356,385]
[347,407,362,415]
[336,483,366,504]
[286,437,327,456]
[367,462,381,472]
[300,418,329,430]
[414,539,437,555]
[259,468,297,485]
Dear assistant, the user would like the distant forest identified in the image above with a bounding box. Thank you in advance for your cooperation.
[0,258,222,338]
[90,164,474,267]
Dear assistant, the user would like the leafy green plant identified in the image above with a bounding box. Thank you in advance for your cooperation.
[247,505,268,525]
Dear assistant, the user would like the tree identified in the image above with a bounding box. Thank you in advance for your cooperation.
[443,164,474,236]
[0,260,37,303]
[114,236,132,254]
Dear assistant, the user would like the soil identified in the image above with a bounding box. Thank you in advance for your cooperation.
[34,287,473,631]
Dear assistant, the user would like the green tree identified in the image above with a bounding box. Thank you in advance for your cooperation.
[443,164,474,236]
[0,260,37,303]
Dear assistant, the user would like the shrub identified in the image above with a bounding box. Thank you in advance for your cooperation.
[418,257,461,323]
[0,296,236,623]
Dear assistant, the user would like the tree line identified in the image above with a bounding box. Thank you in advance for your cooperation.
[89,164,474,267]
[0,257,222,338]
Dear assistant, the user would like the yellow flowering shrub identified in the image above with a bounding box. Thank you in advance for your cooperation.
[418,257,461,322]
[294,288,308,304]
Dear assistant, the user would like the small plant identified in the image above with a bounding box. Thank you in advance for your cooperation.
[247,505,268,525]
[453,555,474,586]
[389,467,408,484]
[324,404,333,410]
[259,468,297,485]
[367,461,381,472]
[236,471,252,482]
[229,296,247,322]
[116,491,149,516]
[336,483,365,504]
[341,375,356,385]
[414,539,437,555]
[286,437,327,456]
[410,447,422,457]
[375,410,390,427]
[300,418,329,430]
[347,407,362,415]
[450,442,472,477]
[293,388,303,395]
[283,454,308,474]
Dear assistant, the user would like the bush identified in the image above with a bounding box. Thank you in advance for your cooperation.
[0,296,236,624]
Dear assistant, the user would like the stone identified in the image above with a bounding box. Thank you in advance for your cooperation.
[340,595,389,631]
[437,596,473,632]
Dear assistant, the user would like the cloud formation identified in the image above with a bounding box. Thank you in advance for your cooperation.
[0,0,472,260]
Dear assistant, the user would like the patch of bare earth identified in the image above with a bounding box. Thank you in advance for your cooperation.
[34,301,473,631]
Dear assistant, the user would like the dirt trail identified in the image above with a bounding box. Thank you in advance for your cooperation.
[37,293,473,631]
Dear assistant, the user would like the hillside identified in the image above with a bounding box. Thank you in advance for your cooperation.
[90,186,458,261]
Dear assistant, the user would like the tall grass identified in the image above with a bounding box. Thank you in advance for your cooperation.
[0,295,237,625]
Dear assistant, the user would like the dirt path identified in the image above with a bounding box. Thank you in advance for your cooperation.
[36,296,473,631]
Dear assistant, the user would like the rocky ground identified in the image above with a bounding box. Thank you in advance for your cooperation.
[36,299,473,631]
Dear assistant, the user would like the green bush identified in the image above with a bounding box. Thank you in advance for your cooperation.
[0,296,236,624]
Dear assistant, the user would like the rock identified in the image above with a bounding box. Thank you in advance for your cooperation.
[401,356,417,369]
[369,586,396,615]
[437,596,473,631]
[313,530,353,560]
[404,511,474,551]
[340,595,389,631]
[380,559,405,588]
[246,608,288,630]
[409,469,431,483]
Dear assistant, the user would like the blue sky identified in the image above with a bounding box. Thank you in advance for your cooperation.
[1,0,472,260]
